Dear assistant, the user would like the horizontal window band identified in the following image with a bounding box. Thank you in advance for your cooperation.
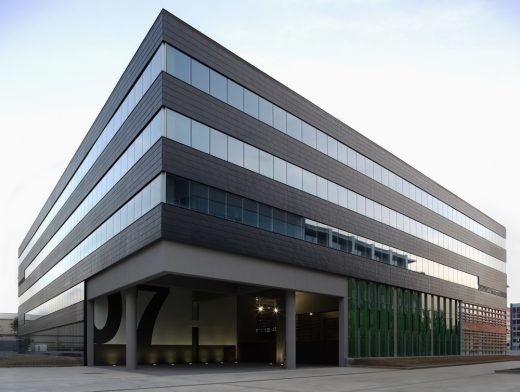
[164,43,505,249]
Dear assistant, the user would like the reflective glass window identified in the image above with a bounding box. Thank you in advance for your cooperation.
[259,151,274,178]
[210,129,227,160]
[172,177,189,208]
[191,60,210,93]
[209,188,226,218]
[258,97,273,126]
[317,177,328,200]
[316,223,329,247]
[356,194,365,215]
[228,138,244,167]
[226,194,243,223]
[227,80,244,110]
[389,210,397,227]
[167,46,191,83]
[347,147,356,168]
[304,219,317,243]
[190,183,208,213]
[244,89,259,118]
[286,113,302,140]
[167,111,191,146]
[286,163,302,189]
[381,206,390,225]
[273,209,286,235]
[302,170,317,195]
[347,189,357,211]
[327,182,338,204]
[191,122,210,153]
[373,163,382,183]
[338,187,348,208]
[366,199,374,219]
[338,144,347,164]
[287,213,303,239]
[381,167,389,187]
[243,199,258,227]
[365,159,374,178]
[302,123,317,148]
[273,157,287,183]
[210,70,227,101]
[327,136,338,159]
[389,171,397,190]
[316,130,327,154]
[259,204,273,231]
[374,203,382,222]
[244,144,259,173]
[356,153,365,174]
[273,106,286,133]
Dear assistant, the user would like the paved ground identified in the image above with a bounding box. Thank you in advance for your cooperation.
[0,361,519,391]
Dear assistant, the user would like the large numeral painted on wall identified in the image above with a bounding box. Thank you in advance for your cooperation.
[137,286,170,347]
[94,287,170,346]
[94,293,123,344]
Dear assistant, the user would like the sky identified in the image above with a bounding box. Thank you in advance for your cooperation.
[0,0,519,313]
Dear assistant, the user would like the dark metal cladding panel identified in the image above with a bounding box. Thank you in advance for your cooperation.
[19,78,163,278]
[19,206,162,316]
[19,143,162,296]
[19,302,84,336]
[18,13,165,256]
[161,75,505,262]
[161,139,507,295]
[160,10,505,238]
[161,204,505,310]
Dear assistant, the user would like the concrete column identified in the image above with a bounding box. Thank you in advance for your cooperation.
[86,300,94,366]
[393,287,398,357]
[338,280,348,366]
[126,287,137,370]
[285,290,296,369]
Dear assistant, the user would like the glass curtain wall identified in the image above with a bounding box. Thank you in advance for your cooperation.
[347,277,460,357]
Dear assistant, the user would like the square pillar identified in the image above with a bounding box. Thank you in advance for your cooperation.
[126,287,137,370]
[86,300,94,366]
[285,290,296,369]
[338,281,348,366]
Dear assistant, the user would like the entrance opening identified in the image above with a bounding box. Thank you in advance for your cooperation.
[92,275,341,367]
[296,292,339,366]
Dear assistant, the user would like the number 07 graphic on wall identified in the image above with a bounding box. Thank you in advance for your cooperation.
[94,286,170,345]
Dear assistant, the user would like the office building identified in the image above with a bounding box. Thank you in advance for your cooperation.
[18,10,508,368]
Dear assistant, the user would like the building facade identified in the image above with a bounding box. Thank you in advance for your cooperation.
[511,304,520,353]
[18,10,507,368]
[0,313,18,353]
